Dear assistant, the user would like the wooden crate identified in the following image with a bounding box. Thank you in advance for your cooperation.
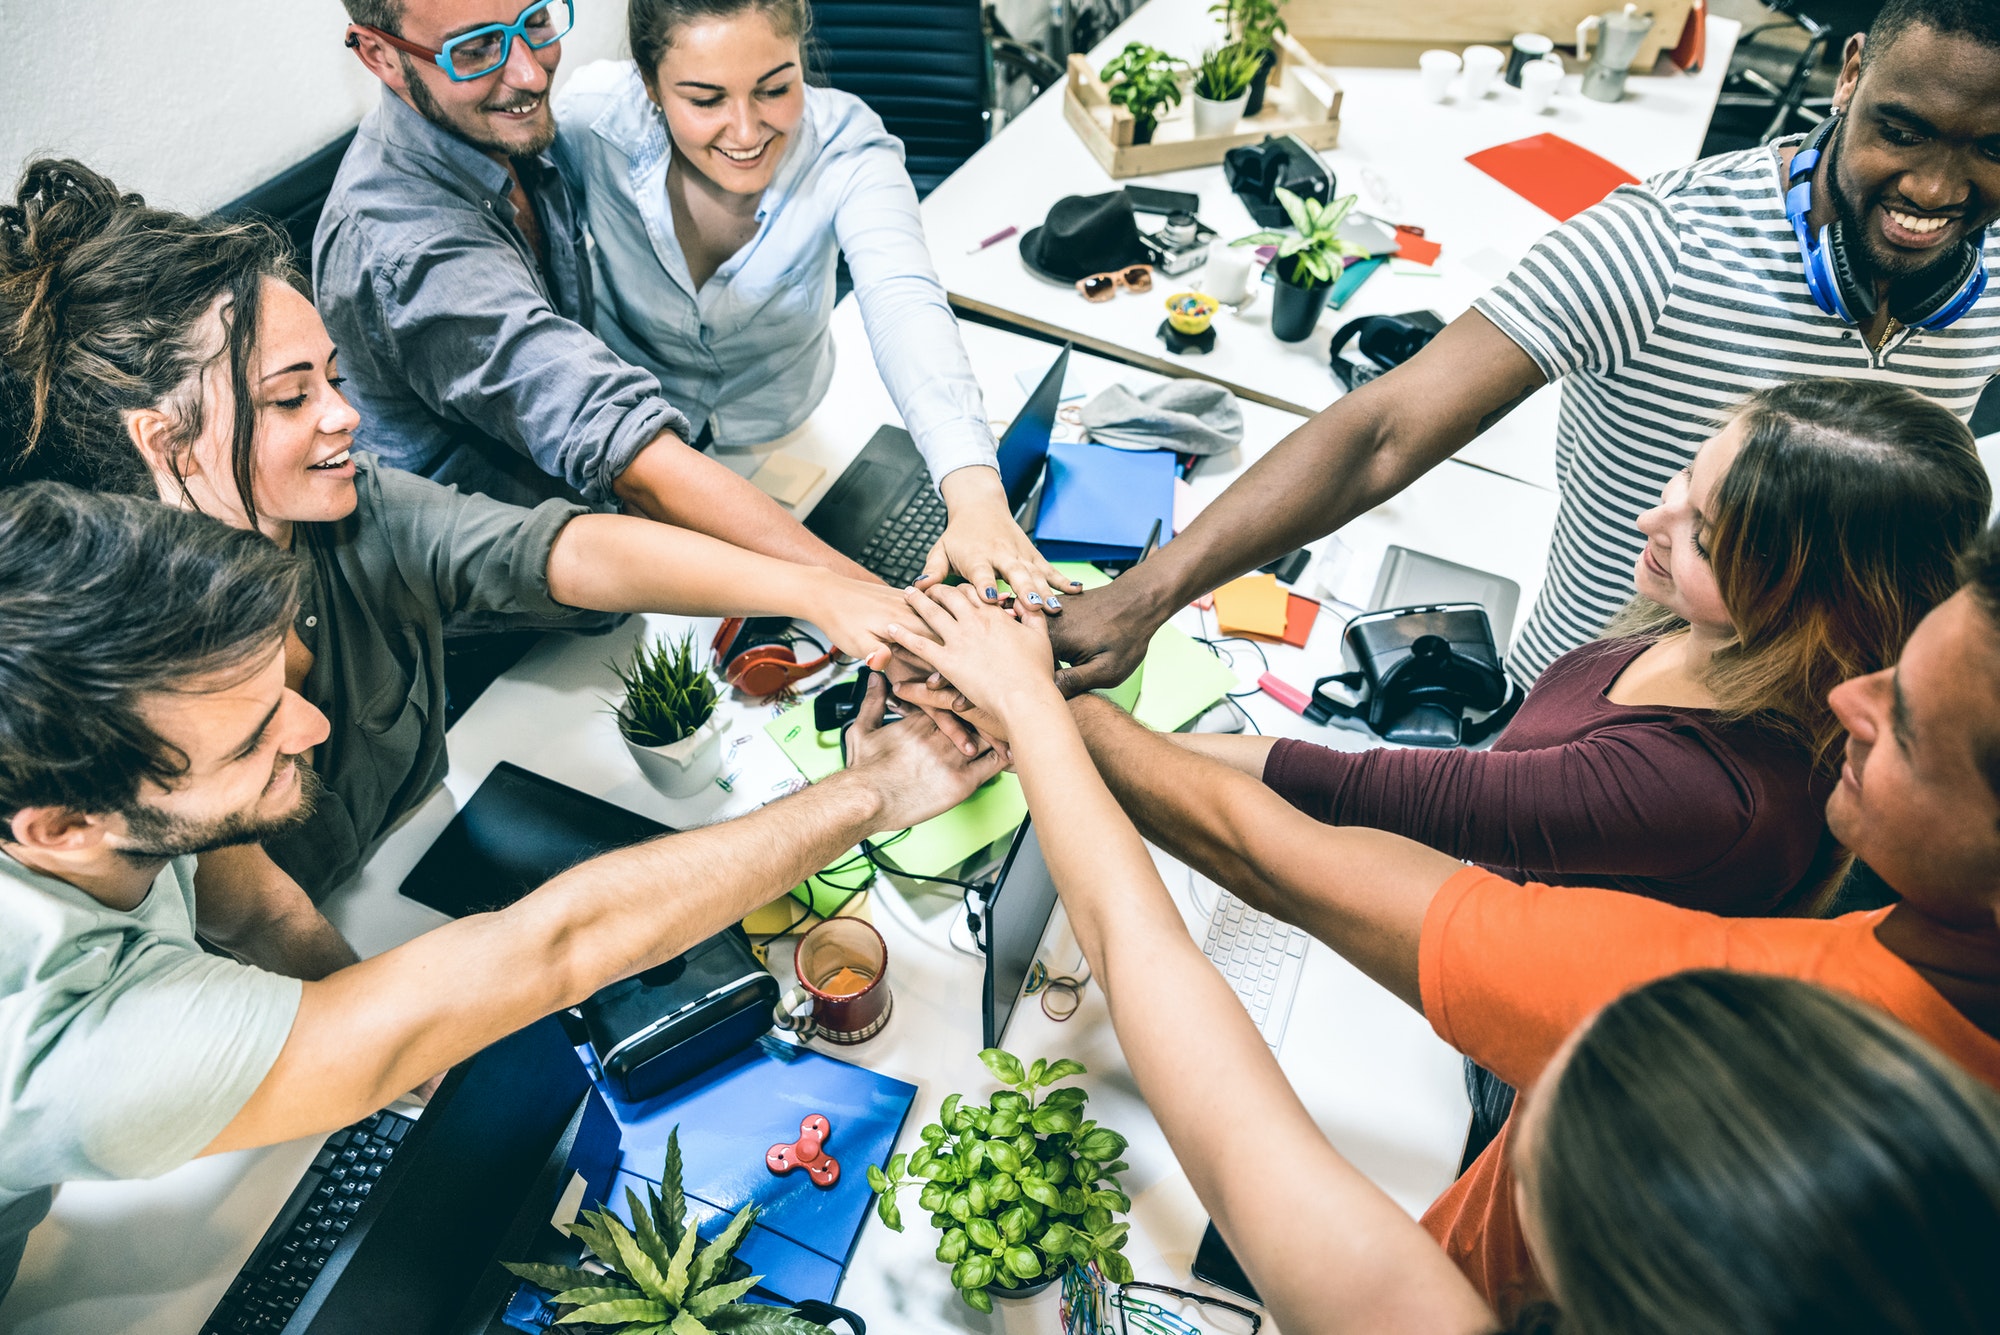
[1283,0,1694,71]
[1063,32,1342,179]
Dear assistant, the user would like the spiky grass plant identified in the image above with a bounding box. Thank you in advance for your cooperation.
[505,1129,830,1335]
[612,631,719,748]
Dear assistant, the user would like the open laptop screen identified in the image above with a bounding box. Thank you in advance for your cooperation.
[982,821,1063,1049]
[996,348,1070,511]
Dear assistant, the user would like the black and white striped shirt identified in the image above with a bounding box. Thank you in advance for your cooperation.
[1474,140,2000,685]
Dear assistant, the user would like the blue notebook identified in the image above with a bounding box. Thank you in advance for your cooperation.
[1033,441,1176,563]
[588,1037,917,1304]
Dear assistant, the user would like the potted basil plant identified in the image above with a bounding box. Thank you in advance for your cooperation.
[612,630,724,798]
[868,1049,1135,1313]
[1098,42,1190,145]
[1192,43,1262,136]
[1233,188,1368,343]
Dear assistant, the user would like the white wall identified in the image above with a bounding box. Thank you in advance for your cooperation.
[0,0,633,214]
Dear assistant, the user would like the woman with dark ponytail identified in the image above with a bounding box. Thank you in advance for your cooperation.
[552,0,1080,610]
[0,159,916,900]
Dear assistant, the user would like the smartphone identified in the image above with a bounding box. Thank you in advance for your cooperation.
[1191,1221,1262,1304]
[1124,184,1201,215]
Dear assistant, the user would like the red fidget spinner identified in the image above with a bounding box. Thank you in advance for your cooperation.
[767,1113,839,1188]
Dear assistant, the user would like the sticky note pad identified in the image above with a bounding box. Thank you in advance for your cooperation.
[1282,594,1320,648]
[1393,226,1441,265]
[1134,623,1241,731]
[1213,573,1290,640]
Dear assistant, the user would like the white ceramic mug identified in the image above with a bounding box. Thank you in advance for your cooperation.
[1202,241,1256,305]
[1460,45,1505,101]
[1520,55,1563,114]
[1418,48,1460,103]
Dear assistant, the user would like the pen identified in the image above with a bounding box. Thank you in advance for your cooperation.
[967,225,1018,254]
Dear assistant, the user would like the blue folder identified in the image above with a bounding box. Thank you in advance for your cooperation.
[1033,441,1177,563]
[589,1037,917,1305]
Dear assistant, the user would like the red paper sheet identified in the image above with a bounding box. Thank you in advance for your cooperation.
[1465,133,1639,222]
[1282,594,1320,648]
[1393,226,1441,266]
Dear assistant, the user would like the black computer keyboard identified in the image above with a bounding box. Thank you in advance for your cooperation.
[856,485,950,587]
[202,1108,414,1334]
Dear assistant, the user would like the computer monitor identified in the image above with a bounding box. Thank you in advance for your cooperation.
[995,347,1071,511]
[982,821,1064,1050]
[286,1015,617,1335]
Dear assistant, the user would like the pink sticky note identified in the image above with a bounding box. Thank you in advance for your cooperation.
[1173,478,1210,534]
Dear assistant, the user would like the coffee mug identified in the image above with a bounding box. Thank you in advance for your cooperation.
[1521,55,1564,113]
[1505,32,1556,87]
[1460,45,1505,100]
[1417,48,1460,103]
[774,917,893,1044]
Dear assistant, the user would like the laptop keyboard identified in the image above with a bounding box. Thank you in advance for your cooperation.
[1202,889,1309,1049]
[202,1108,413,1334]
[856,485,950,587]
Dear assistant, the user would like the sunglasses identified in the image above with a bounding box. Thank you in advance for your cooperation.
[1076,265,1154,302]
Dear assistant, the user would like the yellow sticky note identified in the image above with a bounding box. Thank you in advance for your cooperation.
[1212,573,1289,640]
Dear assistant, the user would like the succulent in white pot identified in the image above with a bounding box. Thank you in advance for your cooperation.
[613,631,725,798]
[1191,43,1260,136]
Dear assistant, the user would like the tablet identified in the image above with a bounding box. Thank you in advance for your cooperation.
[982,821,1063,1050]
[1369,545,1522,650]
[399,762,672,918]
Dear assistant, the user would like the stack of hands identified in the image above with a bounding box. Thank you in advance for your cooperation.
[876,582,1078,760]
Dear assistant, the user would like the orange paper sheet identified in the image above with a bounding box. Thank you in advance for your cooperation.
[1213,573,1290,640]
[1393,226,1441,266]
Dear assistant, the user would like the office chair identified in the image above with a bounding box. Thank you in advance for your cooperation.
[1716,0,1880,143]
[811,0,992,197]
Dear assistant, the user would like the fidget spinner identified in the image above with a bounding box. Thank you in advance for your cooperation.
[767,1113,839,1188]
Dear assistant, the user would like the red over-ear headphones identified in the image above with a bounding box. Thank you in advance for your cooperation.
[712,616,834,697]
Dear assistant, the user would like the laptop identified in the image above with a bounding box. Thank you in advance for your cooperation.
[201,1015,620,1335]
[978,821,1065,1050]
[805,347,1071,586]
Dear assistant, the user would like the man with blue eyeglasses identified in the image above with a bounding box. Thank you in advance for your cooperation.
[316,0,870,574]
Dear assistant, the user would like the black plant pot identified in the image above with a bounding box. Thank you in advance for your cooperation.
[1268,262,1327,342]
[1132,116,1157,145]
[1242,47,1278,116]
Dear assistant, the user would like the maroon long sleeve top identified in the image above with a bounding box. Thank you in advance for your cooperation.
[1262,638,1840,916]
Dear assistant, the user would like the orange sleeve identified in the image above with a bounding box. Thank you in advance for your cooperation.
[1419,867,1741,1089]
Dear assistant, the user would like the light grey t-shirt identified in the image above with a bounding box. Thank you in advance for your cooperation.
[0,852,301,1297]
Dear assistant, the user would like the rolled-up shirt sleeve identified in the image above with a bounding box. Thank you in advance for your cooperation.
[361,460,584,619]
[831,129,999,486]
[370,226,692,503]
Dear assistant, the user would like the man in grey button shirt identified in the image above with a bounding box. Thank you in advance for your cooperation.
[0,483,1002,1301]
[317,0,865,575]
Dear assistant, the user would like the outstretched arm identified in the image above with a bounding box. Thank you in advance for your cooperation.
[882,587,1496,1335]
[204,681,1003,1153]
[1047,313,1543,694]
[1069,696,1463,1012]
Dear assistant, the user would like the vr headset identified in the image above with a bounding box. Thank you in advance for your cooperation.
[1328,310,1444,391]
[1307,604,1521,748]
[1223,134,1335,229]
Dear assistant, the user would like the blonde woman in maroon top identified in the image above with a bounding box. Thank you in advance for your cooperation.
[1181,378,1989,917]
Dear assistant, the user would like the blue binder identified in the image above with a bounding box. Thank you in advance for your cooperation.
[590,1038,917,1305]
[1032,441,1177,563]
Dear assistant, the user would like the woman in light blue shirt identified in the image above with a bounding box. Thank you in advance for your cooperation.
[555,0,1079,609]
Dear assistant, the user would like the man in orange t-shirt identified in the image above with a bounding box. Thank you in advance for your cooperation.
[1067,524,2000,1324]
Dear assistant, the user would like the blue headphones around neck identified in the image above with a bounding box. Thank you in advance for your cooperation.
[1784,113,1989,330]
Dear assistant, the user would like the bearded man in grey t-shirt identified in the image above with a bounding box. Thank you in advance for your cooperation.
[0,485,1007,1299]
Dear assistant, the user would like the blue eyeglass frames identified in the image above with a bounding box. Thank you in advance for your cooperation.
[344,0,574,82]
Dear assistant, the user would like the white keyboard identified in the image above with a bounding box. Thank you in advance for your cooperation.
[1201,889,1309,1049]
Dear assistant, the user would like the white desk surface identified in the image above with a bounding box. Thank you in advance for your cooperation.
[1,306,1555,1335]
[921,0,1740,490]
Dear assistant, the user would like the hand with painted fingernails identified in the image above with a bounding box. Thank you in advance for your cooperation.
[881,584,1065,740]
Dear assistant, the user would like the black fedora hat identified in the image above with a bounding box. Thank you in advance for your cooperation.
[1019,192,1155,284]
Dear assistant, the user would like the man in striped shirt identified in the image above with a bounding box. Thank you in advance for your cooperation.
[1043,0,2000,695]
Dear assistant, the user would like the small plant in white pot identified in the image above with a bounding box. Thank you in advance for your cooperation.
[1192,43,1260,136]
[614,631,724,799]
